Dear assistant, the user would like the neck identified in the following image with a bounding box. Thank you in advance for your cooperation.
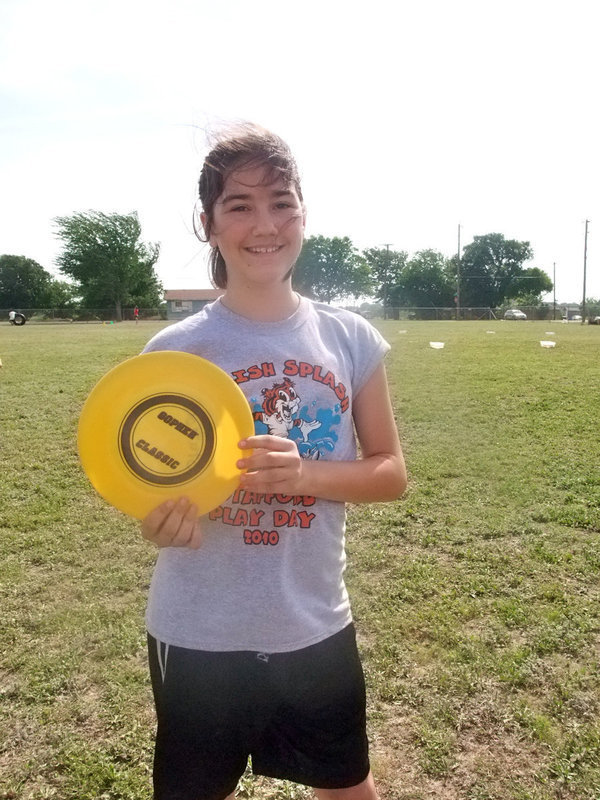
[221,280,300,322]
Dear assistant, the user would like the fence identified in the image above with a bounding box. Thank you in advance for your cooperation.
[2,304,594,324]
[1,307,166,323]
[361,306,581,321]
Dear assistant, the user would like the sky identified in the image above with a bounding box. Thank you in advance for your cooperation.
[1,0,598,304]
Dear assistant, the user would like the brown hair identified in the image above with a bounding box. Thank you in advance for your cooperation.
[195,124,303,288]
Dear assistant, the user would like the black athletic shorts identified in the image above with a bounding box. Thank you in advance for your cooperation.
[147,624,370,800]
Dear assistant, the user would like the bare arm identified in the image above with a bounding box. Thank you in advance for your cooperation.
[238,362,407,503]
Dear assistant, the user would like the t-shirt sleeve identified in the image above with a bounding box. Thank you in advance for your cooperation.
[140,317,201,356]
[350,316,391,395]
[141,326,182,354]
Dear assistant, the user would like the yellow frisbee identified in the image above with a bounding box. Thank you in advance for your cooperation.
[77,351,254,519]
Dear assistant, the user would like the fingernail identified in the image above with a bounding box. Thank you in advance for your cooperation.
[239,440,247,448]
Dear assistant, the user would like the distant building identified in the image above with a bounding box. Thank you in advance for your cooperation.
[164,289,223,320]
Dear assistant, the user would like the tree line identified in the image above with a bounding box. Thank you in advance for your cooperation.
[293,233,553,309]
[1,209,559,320]
[1,211,162,321]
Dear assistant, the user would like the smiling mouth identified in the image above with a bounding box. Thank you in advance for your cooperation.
[245,245,283,254]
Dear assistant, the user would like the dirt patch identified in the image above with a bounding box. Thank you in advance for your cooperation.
[370,699,550,799]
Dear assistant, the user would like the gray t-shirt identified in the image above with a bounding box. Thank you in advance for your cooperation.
[142,296,389,652]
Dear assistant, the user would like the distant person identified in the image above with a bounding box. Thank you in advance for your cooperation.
[8,310,26,325]
[134,306,139,323]
[139,124,407,800]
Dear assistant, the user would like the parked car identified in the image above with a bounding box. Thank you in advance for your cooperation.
[589,316,600,325]
[504,309,527,320]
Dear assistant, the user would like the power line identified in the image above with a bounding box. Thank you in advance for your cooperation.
[381,243,392,320]
[553,262,556,321]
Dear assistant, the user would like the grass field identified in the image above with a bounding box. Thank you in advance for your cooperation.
[1,319,599,800]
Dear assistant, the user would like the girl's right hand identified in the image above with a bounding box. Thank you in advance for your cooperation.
[141,497,203,549]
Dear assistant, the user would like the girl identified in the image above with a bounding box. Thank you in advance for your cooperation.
[141,125,407,800]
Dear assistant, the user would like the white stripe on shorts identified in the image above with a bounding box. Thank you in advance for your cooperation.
[156,639,170,683]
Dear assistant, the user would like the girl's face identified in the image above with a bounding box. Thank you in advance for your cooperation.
[203,166,306,289]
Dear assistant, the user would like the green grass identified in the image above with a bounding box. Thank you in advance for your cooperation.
[1,319,599,799]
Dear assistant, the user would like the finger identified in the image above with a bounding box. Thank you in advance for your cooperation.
[237,440,298,473]
[238,474,270,493]
[141,499,176,541]
[240,468,289,490]
[188,521,203,550]
[237,450,289,471]
[239,435,294,453]
[170,501,200,547]
[147,497,192,545]
[159,496,188,533]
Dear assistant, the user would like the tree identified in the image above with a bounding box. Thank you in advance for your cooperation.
[585,297,600,317]
[293,235,372,303]
[390,250,455,307]
[505,267,553,303]
[44,279,81,310]
[54,211,161,320]
[362,246,408,312]
[0,254,53,308]
[450,233,535,307]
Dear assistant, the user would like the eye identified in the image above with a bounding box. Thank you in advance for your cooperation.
[230,205,249,213]
[278,391,288,401]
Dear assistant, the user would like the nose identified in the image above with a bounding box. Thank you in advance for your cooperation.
[252,207,278,237]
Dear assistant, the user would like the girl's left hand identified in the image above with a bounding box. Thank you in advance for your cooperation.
[237,435,304,495]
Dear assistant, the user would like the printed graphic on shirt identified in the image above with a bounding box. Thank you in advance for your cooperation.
[208,358,349,546]
[209,491,317,547]
[251,377,324,460]
[231,360,349,414]
[250,368,344,461]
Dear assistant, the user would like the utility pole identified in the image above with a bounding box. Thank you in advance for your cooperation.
[383,243,393,320]
[456,224,461,320]
[582,220,589,324]
[553,262,556,321]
